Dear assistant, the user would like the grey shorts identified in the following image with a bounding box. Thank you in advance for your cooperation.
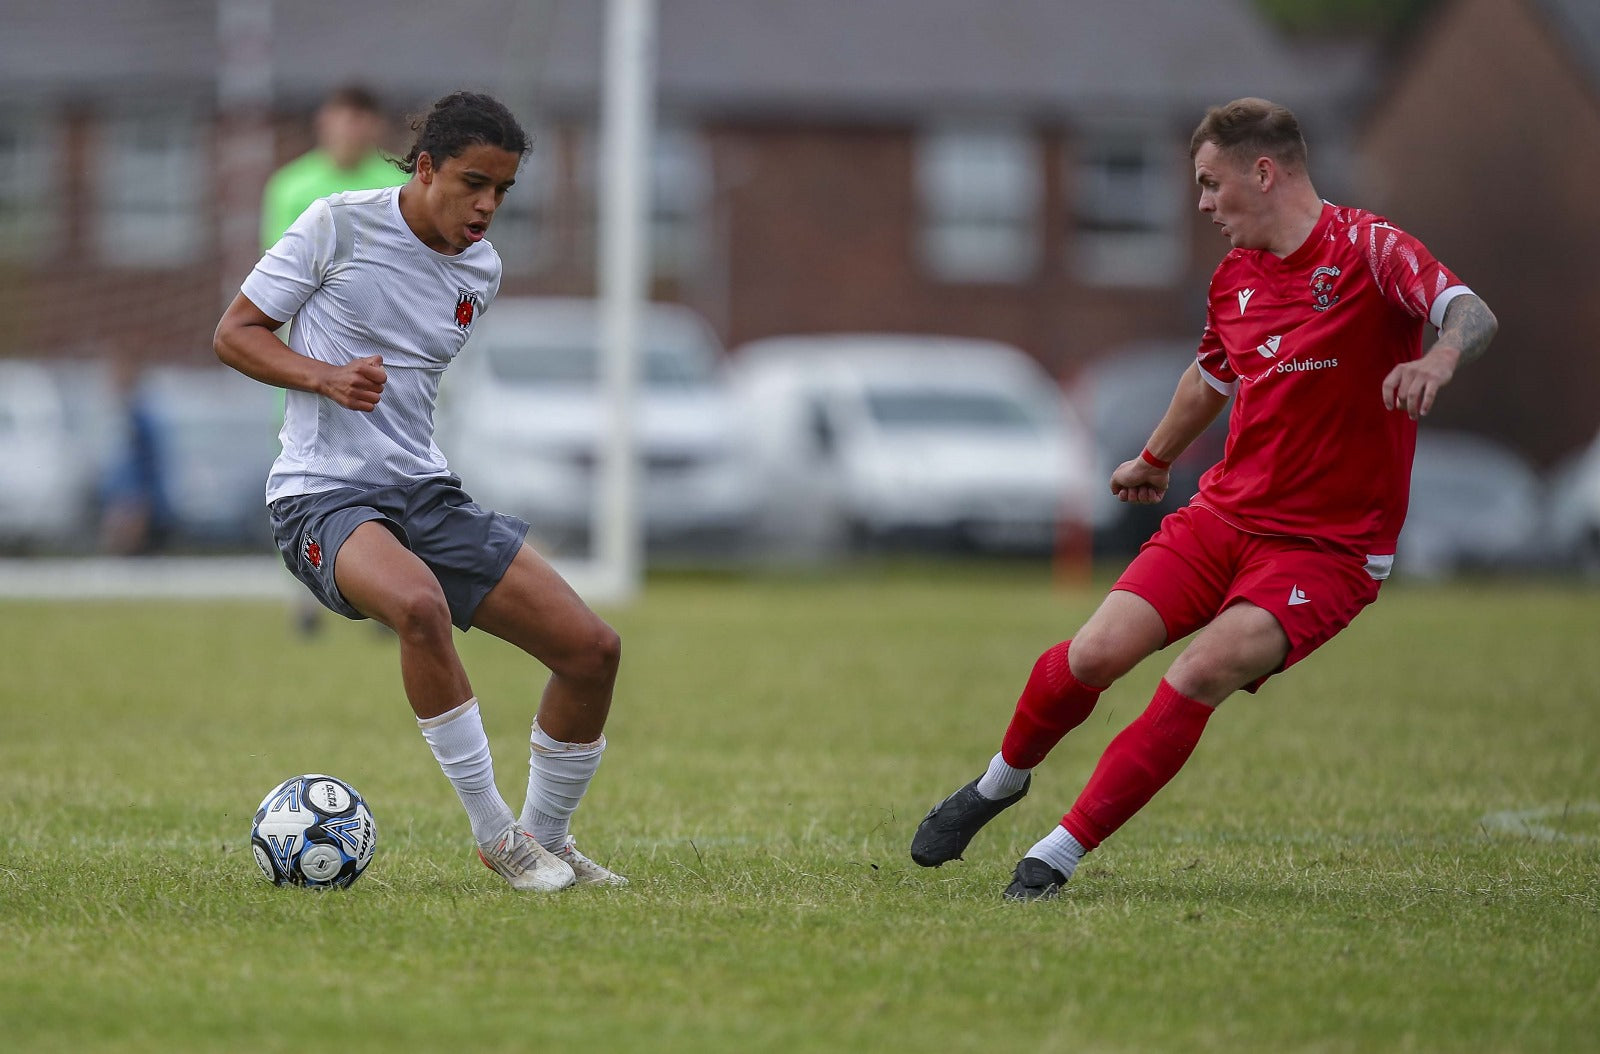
[268,475,530,631]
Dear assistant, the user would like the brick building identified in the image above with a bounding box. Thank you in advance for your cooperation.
[1356,0,1600,464]
[0,0,1353,379]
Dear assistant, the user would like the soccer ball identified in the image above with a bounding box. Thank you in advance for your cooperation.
[250,774,377,889]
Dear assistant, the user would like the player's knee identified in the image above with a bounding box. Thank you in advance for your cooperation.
[1164,664,1231,703]
[596,623,622,677]
[1066,632,1139,688]
[1166,648,1269,703]
[388,586,453,643]
[557,619,621,685]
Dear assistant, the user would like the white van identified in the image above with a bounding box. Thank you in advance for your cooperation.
[729,334,1097,555]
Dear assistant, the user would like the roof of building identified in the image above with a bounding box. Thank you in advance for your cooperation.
[0,0,1347,119]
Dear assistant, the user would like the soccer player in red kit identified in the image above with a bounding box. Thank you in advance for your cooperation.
[911,97,1500,900]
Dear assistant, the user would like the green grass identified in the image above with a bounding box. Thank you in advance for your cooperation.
[2,569,1598,1052]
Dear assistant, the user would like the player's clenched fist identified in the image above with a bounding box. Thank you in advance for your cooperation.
[322,355,387,411]
[1110,457,1168,505]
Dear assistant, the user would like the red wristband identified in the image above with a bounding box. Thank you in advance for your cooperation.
[1140,448,1172,470]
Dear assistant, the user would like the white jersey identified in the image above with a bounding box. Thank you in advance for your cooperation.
[240,186,502,503]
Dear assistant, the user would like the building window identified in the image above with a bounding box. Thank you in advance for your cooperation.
[916,125,1040,283]
[1070,127,1184,287]
[577,123,710,278]
[0,114,56,257]
[487,123,557,277]
[649,125,710,277]
[94,108,208,267]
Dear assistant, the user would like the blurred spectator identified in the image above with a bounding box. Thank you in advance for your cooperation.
[98,360,171,556]
[260,84,405,247]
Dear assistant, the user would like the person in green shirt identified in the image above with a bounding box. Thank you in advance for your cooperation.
[261,84,405,248]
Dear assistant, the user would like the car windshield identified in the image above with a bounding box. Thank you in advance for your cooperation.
[864,388,1040,432]
[485,341,715,388]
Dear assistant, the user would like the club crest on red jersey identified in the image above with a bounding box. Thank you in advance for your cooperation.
[454,289,482,330]
[302,533,323,571]
[1310,266,1341,312]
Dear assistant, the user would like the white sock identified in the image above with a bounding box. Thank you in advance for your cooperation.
[417,698,515,846]
[519,721,606,851]
[975,751,1030,800]
[1025,825,1088,880]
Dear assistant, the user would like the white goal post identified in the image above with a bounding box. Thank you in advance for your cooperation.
[585,0,656,606]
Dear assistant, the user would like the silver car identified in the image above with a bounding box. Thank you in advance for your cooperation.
[436,297,759,555]
[1397,429,1545,578]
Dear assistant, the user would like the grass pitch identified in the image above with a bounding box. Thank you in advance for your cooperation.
[2,568,1597,1052]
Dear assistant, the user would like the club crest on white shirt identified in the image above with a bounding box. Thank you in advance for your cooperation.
[454,289,482,331]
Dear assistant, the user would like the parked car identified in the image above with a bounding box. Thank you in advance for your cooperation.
[0,360,97,551]
[729,334,1097,555]
[1396,429,1545,578]
[1545,427,1600,576]
[1066,341,1230,556]
[435,297,759,554]
[139,367,281,549]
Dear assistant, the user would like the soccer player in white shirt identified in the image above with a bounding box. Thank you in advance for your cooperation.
[215,92,625,892]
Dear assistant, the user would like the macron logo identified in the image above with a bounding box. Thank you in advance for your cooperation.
[1255,334,1282,359]
[1238,288,1256,316]
[1288,585,1310,607]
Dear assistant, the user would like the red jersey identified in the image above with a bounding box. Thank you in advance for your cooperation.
[1191,202,1471,567]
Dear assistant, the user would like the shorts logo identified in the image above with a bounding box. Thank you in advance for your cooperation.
[454,289,482,330]
[1310,266,1341,312]
[1288,585,1310,606]
[302,533,323,571]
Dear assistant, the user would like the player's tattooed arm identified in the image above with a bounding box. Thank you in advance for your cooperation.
[1435,294,1498,365]
[1383,294,1497,418]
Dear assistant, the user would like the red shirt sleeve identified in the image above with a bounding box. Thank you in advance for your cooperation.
[1358,222,1465,327]
[1196,293,1237,388]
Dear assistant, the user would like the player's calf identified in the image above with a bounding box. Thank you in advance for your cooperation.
[1000,640,1104,768]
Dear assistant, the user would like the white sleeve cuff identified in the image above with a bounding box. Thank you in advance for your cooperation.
[1198,365,1238,397]
[1429,285,1473,330]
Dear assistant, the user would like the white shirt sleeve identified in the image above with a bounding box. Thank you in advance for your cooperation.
[240,199,336,324]
[478,250,504,319]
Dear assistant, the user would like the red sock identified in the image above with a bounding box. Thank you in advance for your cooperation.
[999,641,1104,769]
[1061,679,1214,850]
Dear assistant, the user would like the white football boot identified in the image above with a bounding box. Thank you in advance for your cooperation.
[554,837,629,887]
[478,822,576,892]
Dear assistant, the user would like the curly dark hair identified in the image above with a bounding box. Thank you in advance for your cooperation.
[397,91,531,174]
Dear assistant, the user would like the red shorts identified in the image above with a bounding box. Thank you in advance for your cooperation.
[1112,505,1383,691]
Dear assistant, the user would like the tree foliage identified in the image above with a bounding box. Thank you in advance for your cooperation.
[1252,0,1441,37]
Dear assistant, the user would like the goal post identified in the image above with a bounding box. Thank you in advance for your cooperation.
[586,0,657,607]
